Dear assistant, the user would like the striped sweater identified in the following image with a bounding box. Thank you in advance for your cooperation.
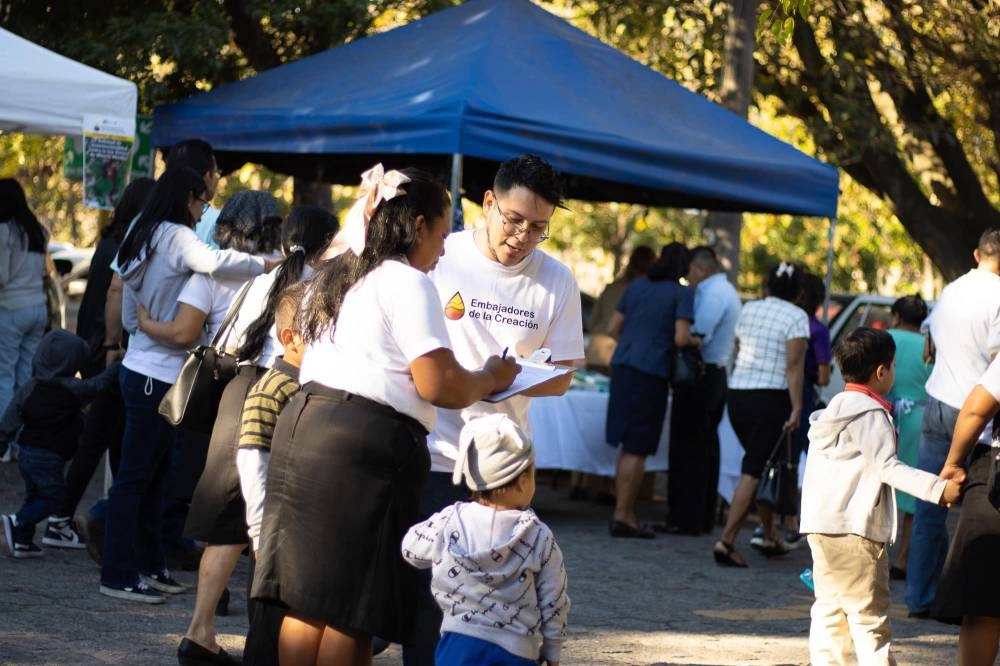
[238,357,300,452]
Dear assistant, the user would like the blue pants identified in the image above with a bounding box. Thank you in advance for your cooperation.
[100,368,177,587]
[0,303,46,417]
[13,445,65,542]
[435,632,537,666]
[905,397,957,613]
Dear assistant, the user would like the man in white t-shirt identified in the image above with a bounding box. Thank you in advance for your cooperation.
[906,228,1000,618]
[403,155,585,665]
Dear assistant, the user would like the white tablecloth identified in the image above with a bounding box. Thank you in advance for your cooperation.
[528,389,744,502]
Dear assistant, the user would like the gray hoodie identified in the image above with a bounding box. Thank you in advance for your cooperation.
[117,222,264,384]
[800,390,947,544]
[402,501,570,662]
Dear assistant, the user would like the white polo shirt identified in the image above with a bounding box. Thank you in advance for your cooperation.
[924,268,1000,409]
[426,229,585,472]
[298,259,451,432]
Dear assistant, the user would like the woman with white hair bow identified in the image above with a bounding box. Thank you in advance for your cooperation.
[251,165,520,665]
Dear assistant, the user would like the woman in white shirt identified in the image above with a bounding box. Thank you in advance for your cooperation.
[713,262,809,568]
[251,166,519,665]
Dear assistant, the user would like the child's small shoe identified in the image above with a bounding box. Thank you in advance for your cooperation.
[43,516,86,549]
[800,568,815,591]
[2,514,43,559]
[11,540,44,559]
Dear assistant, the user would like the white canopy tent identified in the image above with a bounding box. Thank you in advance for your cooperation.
[0,27,137,136]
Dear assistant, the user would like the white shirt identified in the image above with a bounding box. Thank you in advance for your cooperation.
[426,230,585,472]
[178,272,246,347]
[729,296,810,390]
[298,259,451,431]
[226,265,316,368]
[924,268,1000,409]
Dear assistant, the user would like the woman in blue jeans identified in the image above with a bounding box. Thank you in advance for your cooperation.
[0,179,49,437]
[100,166,276,604]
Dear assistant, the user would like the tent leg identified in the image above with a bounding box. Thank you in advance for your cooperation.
[450,153,464,231]
[823,217,836,325]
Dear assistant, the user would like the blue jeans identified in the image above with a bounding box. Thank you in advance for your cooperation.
[13,445,65,541]
[0,303,47,415]
[905,397,957,613]
[435,632,537,666]
[101,367,177,587]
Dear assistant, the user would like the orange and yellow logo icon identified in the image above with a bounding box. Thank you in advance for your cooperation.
[445,291,465,320]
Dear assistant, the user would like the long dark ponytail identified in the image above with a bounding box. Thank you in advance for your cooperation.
[0,178,47,253]
[237,205,340,362]
[300,168,449,344]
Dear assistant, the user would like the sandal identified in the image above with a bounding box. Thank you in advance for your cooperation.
[713,540,748,568]
[750,538,790,558]
[609,519,655,539]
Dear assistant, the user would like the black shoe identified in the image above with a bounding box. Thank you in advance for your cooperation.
[609,520,655,539]
[890,565,907,581]
[372,636,391,656]
[713,540,748,568]
[177,637,239,666]
[215,587,230,617]
[652,523,700,536]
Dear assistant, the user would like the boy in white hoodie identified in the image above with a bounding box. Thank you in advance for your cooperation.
[402,414,570,666]
[801,326,961,665]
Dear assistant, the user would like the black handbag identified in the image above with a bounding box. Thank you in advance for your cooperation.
[157,280,252,433]
[671,345,705,388]
[755,430,799,516]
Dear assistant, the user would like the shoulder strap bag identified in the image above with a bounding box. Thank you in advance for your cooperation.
[754,429,799,516]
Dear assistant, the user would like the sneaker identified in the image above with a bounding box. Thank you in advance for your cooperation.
[42,516,86,549]
[99,581,166,604]
[12,541,44,559]
[0,441,17,463]
[140,569,187,594]
[750,537,791,558]
[783,528,804,550]
[749,525,765,548]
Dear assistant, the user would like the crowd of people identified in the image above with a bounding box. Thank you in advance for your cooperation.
[3,139,1000,665]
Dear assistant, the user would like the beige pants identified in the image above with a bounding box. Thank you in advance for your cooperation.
[807,533,897,666]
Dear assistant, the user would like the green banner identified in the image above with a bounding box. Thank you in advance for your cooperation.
[64,114,153,182]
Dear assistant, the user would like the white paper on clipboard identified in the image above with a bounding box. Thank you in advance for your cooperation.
[482,359,574,403]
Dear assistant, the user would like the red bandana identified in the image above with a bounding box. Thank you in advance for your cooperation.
[845,383,893,414]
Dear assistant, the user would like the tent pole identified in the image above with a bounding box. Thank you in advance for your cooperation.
[823,216,836,325]
[450,153,464,231]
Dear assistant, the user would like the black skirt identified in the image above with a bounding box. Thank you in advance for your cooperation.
[606,364,670,457]
[931,445,1000,623]
[184,365,267,544]
[251,382,430,644]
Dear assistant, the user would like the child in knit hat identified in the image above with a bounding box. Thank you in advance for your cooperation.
[402,413,570,666]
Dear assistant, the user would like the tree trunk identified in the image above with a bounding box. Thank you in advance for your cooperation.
[705,0,758,282]
[292,177,333,210]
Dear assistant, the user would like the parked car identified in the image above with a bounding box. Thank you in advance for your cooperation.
[48,242,94,297]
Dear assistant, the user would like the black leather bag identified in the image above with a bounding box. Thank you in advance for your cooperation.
[755,430,799,516]
[671,346,705,388]
[157,281,251,433]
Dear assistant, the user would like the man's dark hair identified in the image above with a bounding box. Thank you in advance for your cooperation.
[891,295,928,328]
[834,327,896,384]
[689,245,719,272]
[979,228,1000,259]
[493,154,563,208]
[165,139,216,177]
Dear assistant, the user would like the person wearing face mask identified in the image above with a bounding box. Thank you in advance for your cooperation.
[402,155,585,665]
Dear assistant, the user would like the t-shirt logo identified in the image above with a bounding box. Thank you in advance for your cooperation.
[445,291,466,320]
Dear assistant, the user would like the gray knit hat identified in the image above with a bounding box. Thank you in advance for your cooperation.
[214,190,281,252]
[452,414,535,491]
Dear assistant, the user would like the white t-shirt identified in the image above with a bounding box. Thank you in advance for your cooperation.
[178,273,246,347]
[924,269,1000,409]
[729,296,810,391]
[298,259,452,431]
[426,230,585,472]
[226,265,316,368]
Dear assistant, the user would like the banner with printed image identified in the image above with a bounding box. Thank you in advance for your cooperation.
[82,114,135,209]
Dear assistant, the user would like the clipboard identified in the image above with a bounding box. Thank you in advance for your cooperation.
[483,359,575,403]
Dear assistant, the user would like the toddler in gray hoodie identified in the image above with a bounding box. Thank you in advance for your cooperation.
[402,414,570,666]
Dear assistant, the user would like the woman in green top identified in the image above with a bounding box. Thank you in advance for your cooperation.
[887,295,932,580]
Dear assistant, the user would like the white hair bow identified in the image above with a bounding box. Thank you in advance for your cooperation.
[776,261,795,278]
[342,163,411,256]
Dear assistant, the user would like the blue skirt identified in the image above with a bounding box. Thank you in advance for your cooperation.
[606,364,670,457]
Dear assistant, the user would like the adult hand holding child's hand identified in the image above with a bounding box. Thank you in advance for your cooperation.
[940,478,963,507]
[940,462,967,485]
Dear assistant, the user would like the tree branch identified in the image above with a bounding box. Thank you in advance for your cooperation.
[222,0,281,72]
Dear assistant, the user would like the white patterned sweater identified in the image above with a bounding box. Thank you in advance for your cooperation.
[402,502,570,662]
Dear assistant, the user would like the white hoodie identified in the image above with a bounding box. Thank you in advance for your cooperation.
[800,390,947,544]
[401,502,570,662]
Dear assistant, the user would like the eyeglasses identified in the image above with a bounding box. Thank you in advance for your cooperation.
[493,198,549,242]
[196,196,210,214]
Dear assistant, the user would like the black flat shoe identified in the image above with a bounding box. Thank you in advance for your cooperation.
[177,638,239,666]
[609,520,655,539]
[652,523,701,536]
[713,540,748,568]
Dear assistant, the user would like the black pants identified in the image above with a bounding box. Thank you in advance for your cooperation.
[667,364,727,533]
[402,471,469,666]
[244,550,284,666]
[59,379,124,518]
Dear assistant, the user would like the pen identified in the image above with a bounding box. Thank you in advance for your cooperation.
[501,347,509,360]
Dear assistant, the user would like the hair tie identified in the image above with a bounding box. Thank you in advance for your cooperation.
[289,245,306,256]
[776,261,795,278]
[342,163,411,256]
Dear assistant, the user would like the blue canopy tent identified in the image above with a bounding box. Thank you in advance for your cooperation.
[153,0,839,218]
